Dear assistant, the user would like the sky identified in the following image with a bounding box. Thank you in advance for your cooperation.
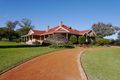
[0,0,120,39]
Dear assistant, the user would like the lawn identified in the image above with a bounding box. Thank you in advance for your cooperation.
[0,41,56,73]
[0,41,21,46]
[81,47,120,80]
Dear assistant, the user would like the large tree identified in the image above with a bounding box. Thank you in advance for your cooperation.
[18,18,34,36]
[6,21,19,41]
[6,21,18,30]
[92,22,120,38]
[19,18,34,28]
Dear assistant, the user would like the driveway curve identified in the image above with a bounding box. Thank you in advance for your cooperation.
[0,48,84,80]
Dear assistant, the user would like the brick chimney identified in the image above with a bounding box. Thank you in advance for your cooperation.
[59,21,63,27]
[46,25,50,32]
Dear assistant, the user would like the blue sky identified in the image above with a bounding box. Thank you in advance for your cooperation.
[0,0,120,39]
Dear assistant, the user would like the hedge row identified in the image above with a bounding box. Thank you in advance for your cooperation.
[0,44,47,48]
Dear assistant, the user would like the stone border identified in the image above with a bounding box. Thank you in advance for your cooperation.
[77,50,88,80]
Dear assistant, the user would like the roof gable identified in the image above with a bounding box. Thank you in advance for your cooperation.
[55,26,69,32]
[28,30,34,35]
[56,28,67,32]
[79,30,91,35]
[45,24,91,35]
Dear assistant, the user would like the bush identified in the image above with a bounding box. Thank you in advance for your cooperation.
[78,36,86,44]
[49,43,75,48]
[33,41,41,45]
[42,42,51,46]
[96,38,109,45]
[70,35,77,44]
[43,34,68,45]
[115,39,120,46]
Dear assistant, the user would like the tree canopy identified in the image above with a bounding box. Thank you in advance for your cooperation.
[17,18,34,36]
[0,18,34,41]
[92,22,120,38]
[19,18,34,28]
[6,21,18,30]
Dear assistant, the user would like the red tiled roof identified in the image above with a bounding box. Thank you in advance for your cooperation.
[50,24,80,34]
[32,24,91,35]
[32,30,45,35]
[79,30,91,35]
[56,24,91,35]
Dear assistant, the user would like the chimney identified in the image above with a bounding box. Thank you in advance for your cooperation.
[46,25,50,32]
[59,21,63,27]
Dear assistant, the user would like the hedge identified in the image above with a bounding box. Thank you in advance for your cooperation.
[78,36,86,44]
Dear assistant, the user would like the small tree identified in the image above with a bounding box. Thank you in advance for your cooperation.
[70,35,77,44]
[78,36,86,44]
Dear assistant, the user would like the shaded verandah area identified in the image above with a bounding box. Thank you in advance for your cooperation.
[21,32,95,45]
[21,32,72,44]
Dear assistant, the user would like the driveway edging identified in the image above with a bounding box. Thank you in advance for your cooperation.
[77,50,88,80]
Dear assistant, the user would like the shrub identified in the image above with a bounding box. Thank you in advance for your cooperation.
[33,41,41,45]
[43,34,68,45]
[78,36,86,44]
[115,39,120,46]
[42,42,51,46]
[70,35,77,44]
[95,38,109,45]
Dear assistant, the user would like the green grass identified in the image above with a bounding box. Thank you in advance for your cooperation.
[0,47,56,73]
[81,47,120,80]
[0,41,21,46]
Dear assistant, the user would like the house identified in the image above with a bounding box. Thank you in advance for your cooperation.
[21,22,96,44]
